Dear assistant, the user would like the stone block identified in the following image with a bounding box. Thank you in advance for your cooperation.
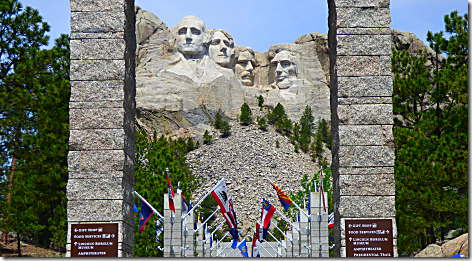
[337,35,391,56]
[338,97,391,105]
[338,76,393,97]
[71,12,125,33]
[339,146,395,167]
[335,0,389,8]
[68,150,125,172]
[339,174,395,195]
[339,196,396,217]
[380,55,392,75]
[70,81,124,102]
[336,56,380,76]
[67,200,127,221]
[71,60,125,81]
[69,101,124,109]
[339,125,383,145]
[71,32,124,40]
[337,28,390,35]
[69,129,125,150]
[71,39,126,60]
[337,8,391,28]
[66,177,132,201]
[70,107,125,130]
[338,104,393,125]
[71,0,124,12]
[338,166,394,175]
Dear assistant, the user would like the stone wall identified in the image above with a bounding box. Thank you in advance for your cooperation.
[66,0,136,257]
[328,0,397,257]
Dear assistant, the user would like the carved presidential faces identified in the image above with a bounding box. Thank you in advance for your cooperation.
[271,50,297,89]
[174,15,211,57]
[209,30,234,68]
[235,48,256,86]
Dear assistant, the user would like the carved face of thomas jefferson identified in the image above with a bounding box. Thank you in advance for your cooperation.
[209,30,234,68]
[175,16,211,57]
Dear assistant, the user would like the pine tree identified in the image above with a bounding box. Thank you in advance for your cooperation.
[257,116,267,131]
[220,121,231,137]
[257,95,264,109]
[239,103,253,125]
[203,130,213,145]
[0,1,70,252]
[133,131,197,256]
[299,106,314,152]
[214,110,222,129]
[393,11,468,254]
[268,103,292,135]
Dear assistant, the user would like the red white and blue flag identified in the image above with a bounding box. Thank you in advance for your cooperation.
[167,172,175,213]
[271,182,293,211]
[176,181,190,214]
[261,198,276,229]
[328,212,334,229]
[210,178,239,247]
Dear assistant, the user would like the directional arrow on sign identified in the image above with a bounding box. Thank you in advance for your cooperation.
[74,228,77,232]
[349,237,352,241]
[74,242,77,246]
[348,224,352,228]
[386,230,390,234]
[111,234,115,238]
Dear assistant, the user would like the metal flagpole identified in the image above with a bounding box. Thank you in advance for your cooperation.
[250,227,274,257]
[195,206,220,233]
[181,176,228,220]
[261,174,310,219]
[318,166,323,257]
[134,191,164,220]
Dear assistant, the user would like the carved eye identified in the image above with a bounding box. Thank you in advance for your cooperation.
[238,61,247,66]
[223,40,230,47]
[178,28,186,35]
[281,61,291,67]
[212,39,220,45]
[191,28,201,35]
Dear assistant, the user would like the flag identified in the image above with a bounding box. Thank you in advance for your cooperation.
[252,231,261,257]
[176,181,190,214]
[261,198,276,229]
[238,239,249,257]
[271,183,293,211]
[320,168,327,212]
[308,193,311,215]
[167,173,175,213]
[139,201,153,233]
[256,222,262,241]
[328,212,334,229]
[211,178,239,245]
[314,180,319,192]
[155,219,163,242]
[133,203,139,213]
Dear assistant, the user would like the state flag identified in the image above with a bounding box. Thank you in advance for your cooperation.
[238,239,249,257]
[261,198,276,229]
[252,231,261,257]
[167,172,175,213]
[271,182,293,211]
[139,201,153,233]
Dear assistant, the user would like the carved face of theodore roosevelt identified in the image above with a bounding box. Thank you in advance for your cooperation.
[175,16,211,57]
[235,49,256,86]
[209,30,234,68]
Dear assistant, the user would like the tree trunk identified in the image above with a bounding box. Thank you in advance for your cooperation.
[2,157,16,243]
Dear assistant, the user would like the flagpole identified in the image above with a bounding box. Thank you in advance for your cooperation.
[318,166,323,257]
[249,227,274,257]
[181,176,227,220]
[195,206,220,233]
[134,191,164,219]
[261,174,310,219]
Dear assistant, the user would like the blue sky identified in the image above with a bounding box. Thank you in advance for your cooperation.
[20,0,468,53]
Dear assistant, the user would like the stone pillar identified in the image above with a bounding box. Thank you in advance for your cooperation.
[299,209,310,257]
[310,192,329,257]
[286,230,293,257]
[327,0,397,257]
[292,222,300,257]
[195,223,204,256]
[66,0,136,257]
[182,209,195,257]
[163,193,182,257]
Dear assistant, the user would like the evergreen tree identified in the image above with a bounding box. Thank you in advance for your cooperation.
[186,137,195,151]
[299,106,314,152]
[133,131,197,257]
[268,103,292,134]
[214,110,222,129]
[239,103,253,125]
[0,1,70,252]
[220,121,231,137]
[257,95,264,109]
[257,116,267,131]
[392,11,468,254]
[203,130,213,145]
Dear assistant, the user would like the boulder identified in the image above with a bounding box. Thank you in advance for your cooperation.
[415,244,444,257]
[442,233,468,257]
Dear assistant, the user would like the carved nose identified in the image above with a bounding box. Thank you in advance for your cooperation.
[220,46,227,52]
[185,30,192,39]
[275,63,282,72]
[246,62,253,71]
